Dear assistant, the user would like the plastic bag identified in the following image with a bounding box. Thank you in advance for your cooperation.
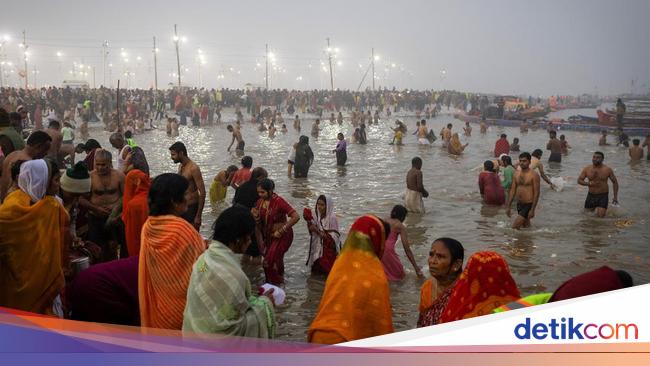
[550,177,566,192]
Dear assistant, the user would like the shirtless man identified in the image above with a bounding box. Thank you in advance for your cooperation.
[546,130,563,163]
[480,118,488,134]
[80,149,125,260]
[109,132,131,173]
[578,152,619,218]
[629,139,644,161]
[443,123,453,145]
[46,120,64,167]
[227,124,244,154]
[506,152,540,229]
[170,142,206,230]
[405,157,429,213]
[643,134,650,160]
[311,119,321,138]
[294,115,301,131]
[0,131,51,202]
[417,120,429,145]
[463,121,472,136]
[598,130,609,146]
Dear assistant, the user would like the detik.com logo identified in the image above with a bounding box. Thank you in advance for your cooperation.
[515,318,638,340]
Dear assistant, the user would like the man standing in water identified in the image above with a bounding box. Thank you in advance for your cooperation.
[80,149,125,260]
[578,151,619,218]
[546,130,563,163]
[417,120,429,145]
[506,152,540,229]
[405,157,429,213]
[226,124,245,155]
[629,139,644,161]
[169,142,206,230]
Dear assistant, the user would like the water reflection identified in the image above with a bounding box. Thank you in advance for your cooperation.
[82,109,650,340]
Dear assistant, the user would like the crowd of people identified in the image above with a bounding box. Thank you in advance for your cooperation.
[0,84,644,344]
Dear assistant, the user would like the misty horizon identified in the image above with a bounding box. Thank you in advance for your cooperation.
[0,0,649,96]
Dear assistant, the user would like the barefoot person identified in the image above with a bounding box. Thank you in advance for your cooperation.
[578,151,619,218]
[629,139,644,161]
[169,142,206,231]
[227,124,245,154]
[506,152,540,229]
[405,157,428,213]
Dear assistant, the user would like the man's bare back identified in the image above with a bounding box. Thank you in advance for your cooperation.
[179,161,201,205]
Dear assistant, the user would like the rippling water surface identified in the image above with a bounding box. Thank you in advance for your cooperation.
[87,108,649,341]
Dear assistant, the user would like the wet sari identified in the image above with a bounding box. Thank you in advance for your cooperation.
[439,251,520,323]
[308,215,393,344]
[256,193,296,285]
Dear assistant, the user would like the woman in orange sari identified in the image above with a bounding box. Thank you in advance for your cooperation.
[439,251,520,323]
[417,238,465,327]
[122,169,151,257]
[139,173,205,330]
[308,215,393,344]
[252,178,299,285]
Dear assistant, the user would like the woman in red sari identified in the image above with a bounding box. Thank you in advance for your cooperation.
[439,251,520,323]
[417,238,464,327]
[252,178,299,285]
[304,194,341,274]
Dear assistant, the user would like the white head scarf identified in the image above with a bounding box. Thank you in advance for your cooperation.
[18,159,50,202]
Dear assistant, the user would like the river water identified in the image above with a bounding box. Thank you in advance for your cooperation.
[85,107,649,341]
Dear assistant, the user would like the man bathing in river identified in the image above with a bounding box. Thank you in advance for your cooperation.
[170,142,206,230]
[578,151,619,218]
[227,124,245,155]
[506,152,540,229]
[405,157,428,213]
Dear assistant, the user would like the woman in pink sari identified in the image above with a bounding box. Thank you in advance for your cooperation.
[252,178,299,285]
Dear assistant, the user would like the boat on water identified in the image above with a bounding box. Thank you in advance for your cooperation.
[454,112,650,136]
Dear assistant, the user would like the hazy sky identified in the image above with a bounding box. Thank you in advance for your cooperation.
[1,0,649,95]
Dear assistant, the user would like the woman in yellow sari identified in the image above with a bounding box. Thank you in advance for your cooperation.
[447,133,468,155]
[308,215,393,344]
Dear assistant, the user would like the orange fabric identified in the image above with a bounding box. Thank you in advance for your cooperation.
[138,215,205,329]
[439,251,520,323]
[308,215,393,344]
[418,278,435,313]
[0,190,69,314]
[122,170,151,257]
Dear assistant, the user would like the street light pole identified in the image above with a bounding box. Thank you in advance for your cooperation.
[174,24,182,88]
[102,40,108,87]
[265,43,269,89]
[371,47,375,91]
[22,30,28,89]
[153,36,158,90]
[326,38,334,91]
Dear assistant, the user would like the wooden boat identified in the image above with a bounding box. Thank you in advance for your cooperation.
[454,112,650,136]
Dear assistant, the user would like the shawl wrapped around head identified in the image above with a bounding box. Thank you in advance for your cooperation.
[183,241,275,338]
[122,169,151,257]
[139,215,205,330]
[308,215,392,344]
[0,189,68,315]
[439,251,520,323]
